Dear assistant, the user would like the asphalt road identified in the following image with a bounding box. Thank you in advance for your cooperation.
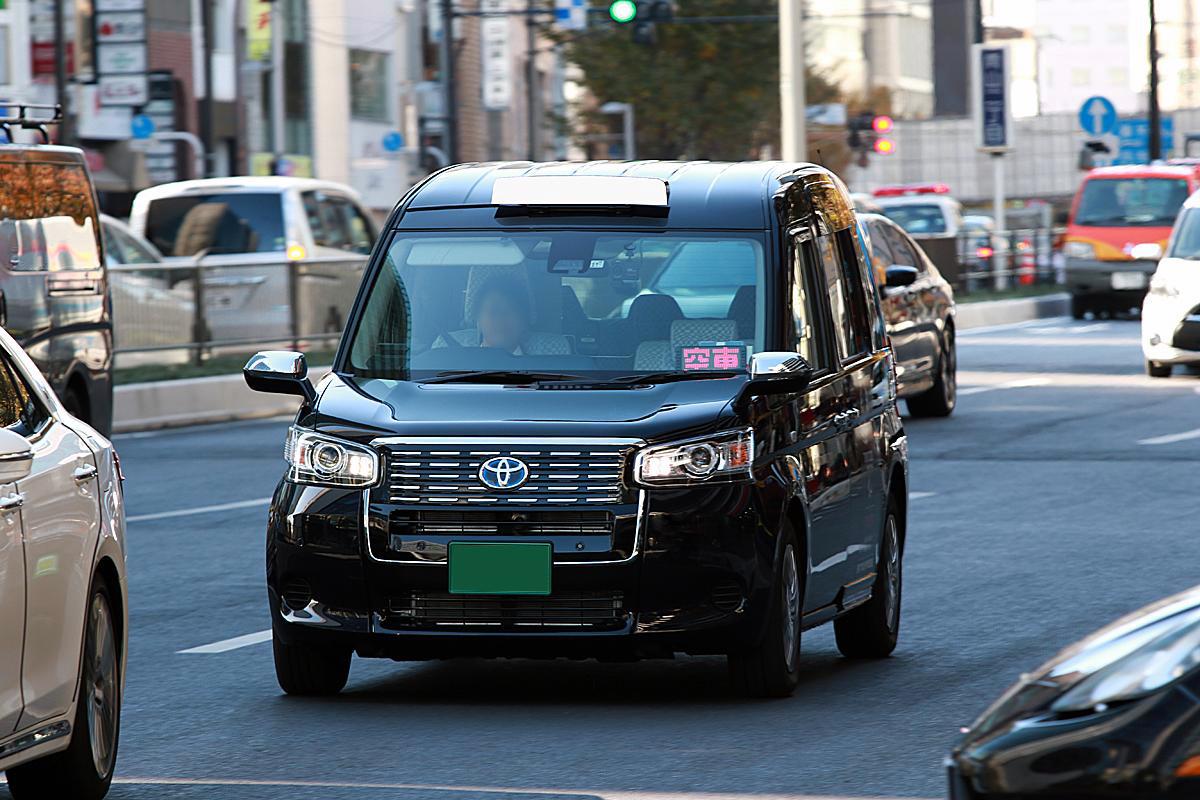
[7,316,1200,800]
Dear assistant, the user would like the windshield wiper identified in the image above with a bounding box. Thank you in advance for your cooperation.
[419,370,586,385]
[608,370,744,385]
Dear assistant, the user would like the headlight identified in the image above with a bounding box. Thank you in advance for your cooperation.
[633,429,754,487]
[1149,274,1180,297]
[1064,241,1096,260]
[285,427,379,488]
[1052,613,1200,713]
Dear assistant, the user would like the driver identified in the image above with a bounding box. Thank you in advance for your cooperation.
[434,276,535,354]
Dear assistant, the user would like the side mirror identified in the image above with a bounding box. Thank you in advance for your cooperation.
[243,351,317,403]
[885,265,920,288]
[744,352,814,396]
[0,429,33,484]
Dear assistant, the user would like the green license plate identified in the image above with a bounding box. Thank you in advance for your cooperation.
[448,542,552,596]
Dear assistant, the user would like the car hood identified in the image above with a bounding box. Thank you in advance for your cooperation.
[1151,257,1200,297]
[310,372,744,443]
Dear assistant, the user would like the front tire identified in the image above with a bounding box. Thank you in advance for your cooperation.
[834,499,902,659]
[1071,294,1089,320]
[6,584,121,800]
[272,625,351,696]
[728,522,802,698]
[906,325,957,418]
[1147,360,1173,378]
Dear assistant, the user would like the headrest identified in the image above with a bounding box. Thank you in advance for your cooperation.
[670,319,738,352]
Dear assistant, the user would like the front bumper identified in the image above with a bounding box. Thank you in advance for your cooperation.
[266,479,780,659]
[1066,258,1157,299]
[947,686,1200,799]
[1143,292,1200,363]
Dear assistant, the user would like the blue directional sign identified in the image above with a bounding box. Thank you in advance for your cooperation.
[131,114,155,140]
[1112,117,1174,165]
[974,45,1011,152]
[1079,96,1117,136]
[382,131,404,153]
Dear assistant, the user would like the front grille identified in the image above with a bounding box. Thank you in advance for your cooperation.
[385,445,627,506]
[383,591,627,630]
[391,509,612,536]
[281,579,312,609]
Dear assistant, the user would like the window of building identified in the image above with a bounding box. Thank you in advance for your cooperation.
[0,25,10,86]
[1109,67,1128,87]
[1071,25,1090,45]
[1072,67,1091,87]
[350,49,389,122]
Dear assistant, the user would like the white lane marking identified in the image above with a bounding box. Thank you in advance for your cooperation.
[958,377,1052,396]
[177,629,272,654]
[1138,427,1200,446]
[1028,322,1109,335]
[110,777,935,800]
[910,491,937,500]
[126,497,271,523]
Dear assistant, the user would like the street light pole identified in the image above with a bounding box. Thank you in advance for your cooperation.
[53,0,71,144]
[439,0,459,164]
[779,0,807,161]
[270,0,286,173]
[1148,0,1162,160]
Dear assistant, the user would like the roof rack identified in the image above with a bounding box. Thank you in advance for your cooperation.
[0,103,63,145]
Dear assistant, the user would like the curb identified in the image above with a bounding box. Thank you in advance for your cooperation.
[113,294,1069,433]
[955,292,1070,330]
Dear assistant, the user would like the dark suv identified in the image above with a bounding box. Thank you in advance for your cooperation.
[0,107,113,435]
[245,161,910,698]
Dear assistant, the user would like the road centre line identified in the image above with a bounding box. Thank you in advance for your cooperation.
[126,497,272,523]
[959,377,1052,396]
[110,777,935,800]
[958,317,1067,337]
[1138,427,1200,446]
[177,629,273,654]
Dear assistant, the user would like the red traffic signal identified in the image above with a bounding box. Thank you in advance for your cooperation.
[871,115,894,134]
[874,138,896,155]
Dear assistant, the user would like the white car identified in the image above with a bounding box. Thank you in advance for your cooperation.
[873,184,965,238]
[1143,195,1200,378]
[0,327,127,800]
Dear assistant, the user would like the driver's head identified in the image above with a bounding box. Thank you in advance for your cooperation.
[475,277,531,351]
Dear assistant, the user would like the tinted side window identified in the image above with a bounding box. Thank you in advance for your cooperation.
[885,226,923,272]
[833,229,875,356]
[337,199,374,254]
[316,197,350,250]
[791,232,833,371]
[813,234,856,360]
[0,353,48,437]
[301,192,327,245]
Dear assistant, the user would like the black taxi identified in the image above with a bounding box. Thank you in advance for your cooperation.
[245,161,910,698]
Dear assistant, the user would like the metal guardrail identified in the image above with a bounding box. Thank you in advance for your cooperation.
[916,226,1066,295]
[110,255,368,365]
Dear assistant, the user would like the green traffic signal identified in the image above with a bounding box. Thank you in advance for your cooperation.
[609,0,638,23]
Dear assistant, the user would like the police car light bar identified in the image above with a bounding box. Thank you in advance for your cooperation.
[872,182,951,197]
[491,176,670,208]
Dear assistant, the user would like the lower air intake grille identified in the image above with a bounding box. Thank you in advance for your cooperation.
[383,592,627,631]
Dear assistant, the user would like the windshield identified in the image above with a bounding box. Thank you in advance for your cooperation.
[1074,178,1189,228]
[143,192,286,256]
[1169,208,1200,259]
[880,204,948,235]
[346,230,767,381]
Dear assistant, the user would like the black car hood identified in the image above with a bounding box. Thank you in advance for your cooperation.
[310,373,744,442]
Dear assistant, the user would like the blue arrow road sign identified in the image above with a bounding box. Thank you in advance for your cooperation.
[382,131,404,153]
[131,114,155,140]
[1079,96,1117,136]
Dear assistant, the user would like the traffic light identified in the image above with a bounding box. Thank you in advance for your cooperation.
[848,111,897,162]
[610,1,675,45]
[608,0,637,23]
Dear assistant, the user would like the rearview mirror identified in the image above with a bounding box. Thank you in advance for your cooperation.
[243,351,317,403]
[745,352,814,396]
[0,429,33,484]
[885,265,919,288]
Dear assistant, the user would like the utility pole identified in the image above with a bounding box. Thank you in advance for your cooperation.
[53,0,71,144]
[1148,0,1162,160]
[526,0,538,161]
[270,0,286,173]
[439,0,459,164]
[200,0,215,177]
[779,0,807,161]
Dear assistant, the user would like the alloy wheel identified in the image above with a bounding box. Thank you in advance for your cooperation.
[85,592,119,780]
[884,516,901,632]
[782,543,800,672]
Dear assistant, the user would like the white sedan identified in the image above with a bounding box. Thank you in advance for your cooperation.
[1143,197,1200,378]
[0,327,127,800]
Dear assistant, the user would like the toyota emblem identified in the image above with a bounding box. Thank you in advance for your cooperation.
[477,456,530,491]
